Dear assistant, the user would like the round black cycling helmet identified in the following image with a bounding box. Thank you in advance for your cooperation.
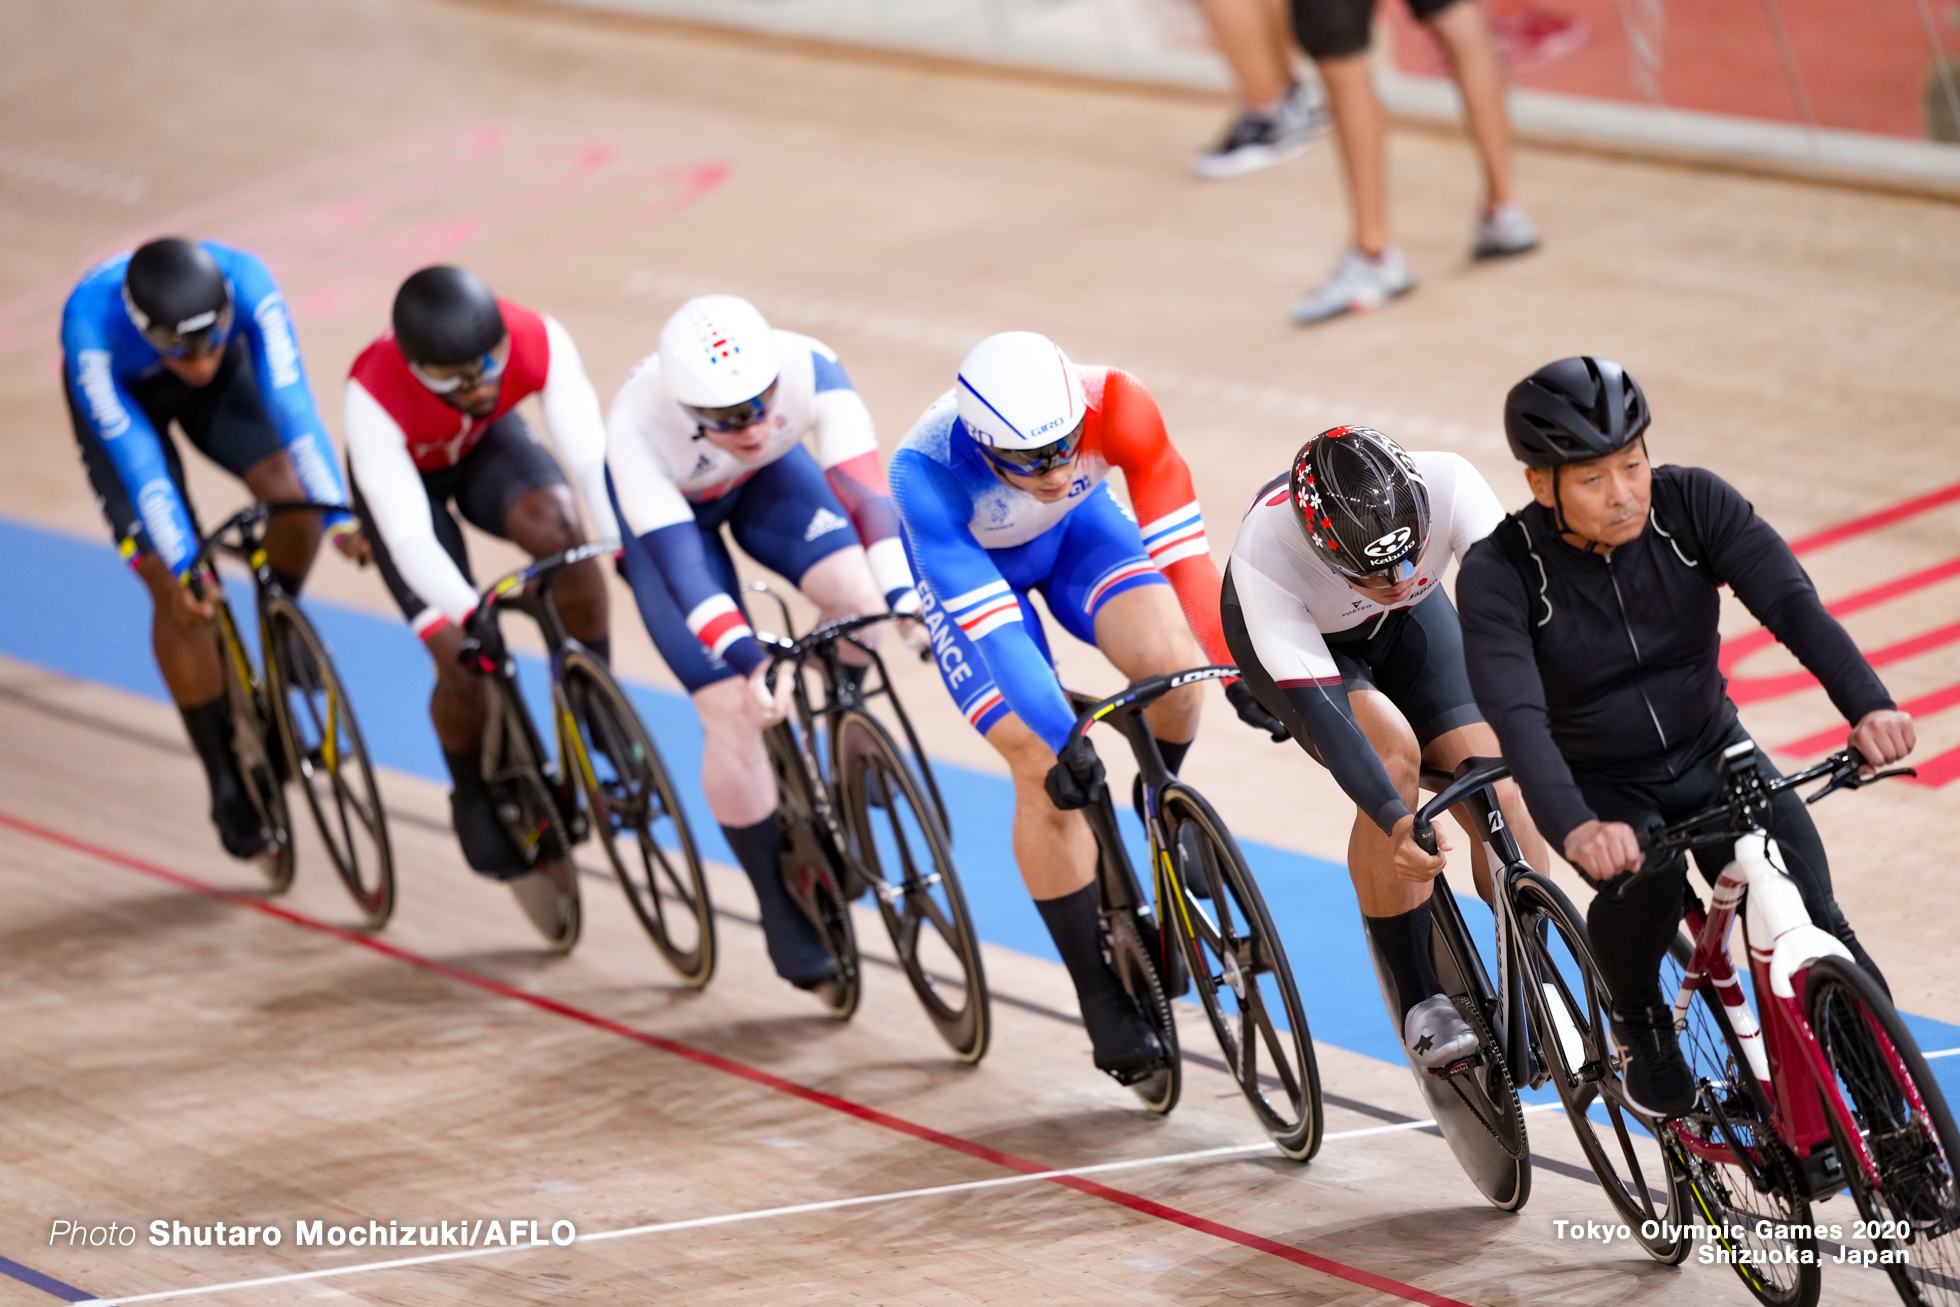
[391,266,505,366]
[123,238,232,351]
[1504,356,1650,467]
[1290,425,1431,582]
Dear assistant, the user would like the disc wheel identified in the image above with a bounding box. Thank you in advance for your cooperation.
[265,600,394,928]
[765,722,860,1019]
[1807,954,1960,1306]
[1512,871,1689,1258]
[834,708,989,1063]
[561,654,714,987]
[1161,784,1321,1159]
[222,609,294,895]
[1659,933,1819,1303]
[484,689,579,953]
[1105,907,1181,1114]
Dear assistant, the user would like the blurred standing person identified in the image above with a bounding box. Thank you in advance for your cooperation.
[1189,0,1328,179]
[1288,0,1538,325]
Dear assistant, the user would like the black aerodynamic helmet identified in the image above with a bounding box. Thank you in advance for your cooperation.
[1504,356,1650,468]
[1291,426,1432,582]
[391,266,506,366]
[123,237,233,357]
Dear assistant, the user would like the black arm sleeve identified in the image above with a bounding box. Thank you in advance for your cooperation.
[1275,681,1413,835]
[1457,537,1597,848]
[1683,468,1895,724]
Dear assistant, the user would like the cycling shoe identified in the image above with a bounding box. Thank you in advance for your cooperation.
[1083,989,1167,1085]
[1405,994,1479,1070]
[211,772,272,860]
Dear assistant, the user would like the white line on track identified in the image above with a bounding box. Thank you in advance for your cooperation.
[73,1110,1538,1307]
[1924,1047,1960,1060]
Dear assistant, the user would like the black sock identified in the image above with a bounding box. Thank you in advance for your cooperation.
[270,567,305,596]
[180,697,241,799]
[443,748,524,876]
[721,816,832,984]
[1035,883,1124,1008]
[585,634,611,666]
[1154,737,1190,777]
[1365,901,1442,1019]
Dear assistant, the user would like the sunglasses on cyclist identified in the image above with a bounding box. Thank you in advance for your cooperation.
[683,380,779,433]
[127,296,234,361]
[980,420,1084,479]
[408,340,509,396]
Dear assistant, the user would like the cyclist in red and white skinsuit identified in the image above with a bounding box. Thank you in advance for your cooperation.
[344,266,616,926]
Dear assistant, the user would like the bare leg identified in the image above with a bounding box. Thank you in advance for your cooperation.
[693,676,778,828]
[504,485,607,645]
[1316,53,1391,255]
[1092,583,1205,746]
[1195,0,1293,106]
[136,554,223,705]
[796,546,884,668]
[242,451,323,587]
[1425,0,1517,211]
[987,715,1099,900]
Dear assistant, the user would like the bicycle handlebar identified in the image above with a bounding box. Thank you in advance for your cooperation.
[187,500,350,573]
[1642,745,1915,857]
[764,611,897,666]
[467,540,620,630]
[1410,756,1513,857]
[1063,665,1239,752]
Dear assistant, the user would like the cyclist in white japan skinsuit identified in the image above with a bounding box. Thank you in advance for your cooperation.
[607,295,918,999]
[1221,426,1547,1067]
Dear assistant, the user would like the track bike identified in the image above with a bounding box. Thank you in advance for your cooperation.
[1063,666,1321,1158]
[1634,742,1958,1307]
[186,501,393,926]
[753,592,990,1062]
[462,543,711,974]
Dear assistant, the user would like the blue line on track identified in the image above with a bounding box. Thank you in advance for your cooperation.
[5,513,1958,1092]
[0,1253,94,1302]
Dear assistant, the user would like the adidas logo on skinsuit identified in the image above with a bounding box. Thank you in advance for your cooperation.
[690,453,715,477]
[804,507,850,541]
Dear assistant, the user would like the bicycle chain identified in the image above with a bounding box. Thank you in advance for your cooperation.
[1438,995,1529,1160]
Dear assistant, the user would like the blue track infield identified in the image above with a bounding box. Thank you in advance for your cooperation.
[5,514,1958,1091]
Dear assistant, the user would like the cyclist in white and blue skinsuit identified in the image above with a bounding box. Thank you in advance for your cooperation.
[607,295,919,1001]
[60,237,359,860]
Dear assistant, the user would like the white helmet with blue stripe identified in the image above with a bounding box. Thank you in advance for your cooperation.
[954,331,1086,451]
[659,295,780,410]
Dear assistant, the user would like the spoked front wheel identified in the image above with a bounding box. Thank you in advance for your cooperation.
[764,722,860,1019]
[560,653,714,987]
[1512,871,1691,1262]
[1663,934,1821,1306]
[484,688,580,953]
[1808,954,1960,1307]
[1161,783,1320,1160]
[833,708,989,1063]
[265,598,394,928]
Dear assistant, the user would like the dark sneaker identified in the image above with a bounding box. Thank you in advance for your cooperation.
[1405,994,1479,1069]
[1189,86,1326,180]
[211,772,273,860]
[1611,1004,1697,1118]
[1082,989,1167,1085]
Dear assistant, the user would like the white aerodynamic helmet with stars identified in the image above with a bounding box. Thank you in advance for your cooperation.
[954,331,1086,452]
[659,295,781,410]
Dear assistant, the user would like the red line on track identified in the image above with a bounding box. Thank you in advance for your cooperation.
[0,811,1475,1307]
[1786,480,1960,556]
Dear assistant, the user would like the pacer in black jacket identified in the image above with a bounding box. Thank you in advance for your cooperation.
[1456,357,1916,1117]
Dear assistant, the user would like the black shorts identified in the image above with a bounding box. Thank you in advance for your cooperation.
[1291,0,1464,60]
[1223,580,1483,754]
[350,411,568,624]
[65,335,285,559]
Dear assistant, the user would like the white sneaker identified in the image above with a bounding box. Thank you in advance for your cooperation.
[1190,81,1327,180]
[1405,994,1480,1069]
[1289,248,1414,325]
[1472,201,1540,260]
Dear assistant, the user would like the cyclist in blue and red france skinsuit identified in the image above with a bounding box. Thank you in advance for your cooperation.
[890,331,1289,1088]
[61,237,359,860]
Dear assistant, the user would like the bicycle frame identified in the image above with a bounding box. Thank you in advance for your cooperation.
[1662,744,1927,1200]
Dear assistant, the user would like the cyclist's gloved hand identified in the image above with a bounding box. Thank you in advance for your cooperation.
[457,608,507,676]
[1226,678,1289,743]
[1044,736,1106,811]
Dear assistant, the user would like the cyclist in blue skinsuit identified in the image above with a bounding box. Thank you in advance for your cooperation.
[61,237,361,859]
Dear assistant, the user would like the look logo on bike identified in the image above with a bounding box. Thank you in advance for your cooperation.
[344,265,618,937]
[606,295,920,1003]
[889,331,1282,1087]
[61,237,359,862]
[1457,356,1916,1118]
[1221,425,1548,1069]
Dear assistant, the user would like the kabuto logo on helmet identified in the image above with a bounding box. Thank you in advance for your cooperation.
[1364,527,1413,560]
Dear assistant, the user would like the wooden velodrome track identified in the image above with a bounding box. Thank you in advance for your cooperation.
[3,0,1959,1303]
